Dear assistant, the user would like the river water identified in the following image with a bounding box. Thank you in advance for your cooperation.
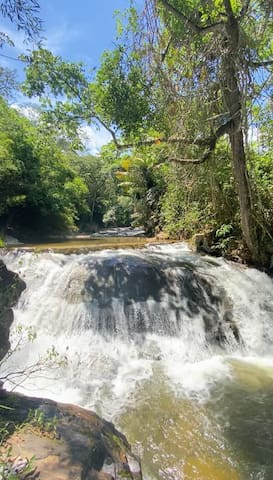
[1,242,273,479]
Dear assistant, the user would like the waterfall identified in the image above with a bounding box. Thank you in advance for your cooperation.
[1,243,273,409]
[1,243,273,479]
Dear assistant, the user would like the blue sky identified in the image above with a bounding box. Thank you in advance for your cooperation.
[0,0,143,152]
[1,0,141,69]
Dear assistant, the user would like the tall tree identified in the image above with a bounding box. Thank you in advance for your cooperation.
[134,0,273,263]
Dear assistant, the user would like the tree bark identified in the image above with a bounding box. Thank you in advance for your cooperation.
[222,1,259,262]
[229,129,259,260]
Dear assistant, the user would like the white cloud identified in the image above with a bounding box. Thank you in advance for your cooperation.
[0,21,80,57]
[11,103,40,122]
[43,24,80,55]
[79,125,112,154]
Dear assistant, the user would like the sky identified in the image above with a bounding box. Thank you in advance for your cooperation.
[0,0,143,153]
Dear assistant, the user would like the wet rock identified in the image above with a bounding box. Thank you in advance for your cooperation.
[0,390,142,480]
[82,253,235,341]
[0,260,26,361]
[192,232,220,256]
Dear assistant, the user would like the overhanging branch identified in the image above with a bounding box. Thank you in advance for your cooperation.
[238,0,251,20]
[168,120,232,164]
[169,149,212,164]
[249,60,273,68]
[116,120,232,152]
[157,0,225,35]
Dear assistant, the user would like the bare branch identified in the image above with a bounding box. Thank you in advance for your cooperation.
[157,0,225,35]
[117,120,232,151]
[161,36,172,63]
[249,60,273,68]
[223,0,236,20]
[238,0,251,20]
[169,121,232,164]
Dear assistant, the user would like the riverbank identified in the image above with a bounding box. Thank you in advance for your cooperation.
[3,226,272,271]
[0,389,142,480]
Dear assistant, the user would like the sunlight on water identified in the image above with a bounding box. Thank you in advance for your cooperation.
[118,361,273,480]
[118,372,240,480]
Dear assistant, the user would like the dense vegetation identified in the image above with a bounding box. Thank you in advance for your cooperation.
[0,1,273,266]
[0,98,139,237]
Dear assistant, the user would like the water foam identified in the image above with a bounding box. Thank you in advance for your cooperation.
[1,245,273,418]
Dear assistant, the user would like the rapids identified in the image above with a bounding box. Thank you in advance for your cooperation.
[1,242,273,479]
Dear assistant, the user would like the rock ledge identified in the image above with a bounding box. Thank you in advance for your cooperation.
[0,389,142,480]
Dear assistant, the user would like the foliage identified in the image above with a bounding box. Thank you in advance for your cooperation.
[26,409,57,437]
[0,407,57,480]
[21,49,92,145]
[0,452,35,480]
[159,139,239,238]
[0,98,89,235]
[91,47,157,137]
[0,68,18,100]
[0,0,42,45]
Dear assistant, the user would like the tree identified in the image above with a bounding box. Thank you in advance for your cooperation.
[0,66,18,100]
[69,153,114,228]
[0,98,89,234]
[127,0,273,263]
[21,46,158,149]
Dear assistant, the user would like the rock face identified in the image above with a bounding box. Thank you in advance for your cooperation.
[0,260,26,361]
[79,253,238,343]
[0,390,142,480]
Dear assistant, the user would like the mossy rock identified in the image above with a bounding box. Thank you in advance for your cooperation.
[0,390,142,479]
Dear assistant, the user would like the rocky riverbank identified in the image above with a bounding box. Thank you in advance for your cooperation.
[0,390,142,480]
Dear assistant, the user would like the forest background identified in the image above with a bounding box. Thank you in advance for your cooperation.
[0,0,273,267]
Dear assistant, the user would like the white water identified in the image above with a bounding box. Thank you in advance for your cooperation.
[1,243,273,479]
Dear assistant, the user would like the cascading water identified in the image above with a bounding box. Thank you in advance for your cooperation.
[1,243,273,480]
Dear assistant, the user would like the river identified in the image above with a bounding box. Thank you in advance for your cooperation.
[1,241,273,479]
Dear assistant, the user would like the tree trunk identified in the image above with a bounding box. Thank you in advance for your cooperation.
[222,7,260,262]
[229,128,259,261]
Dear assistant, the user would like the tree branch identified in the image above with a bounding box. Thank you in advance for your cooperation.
[238,0,251,20]
[92,115,120,148]
[169,149,212,165]
[169,120,232,164]
[41,69,121,149]
[249,60,273,68]
[161,36,172,63]
[157,0,225,35]
[116,120,232,153]
[223,0,236,21]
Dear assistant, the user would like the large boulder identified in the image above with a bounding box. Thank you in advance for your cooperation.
[0,390,142,480]
[0,260,26,361]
